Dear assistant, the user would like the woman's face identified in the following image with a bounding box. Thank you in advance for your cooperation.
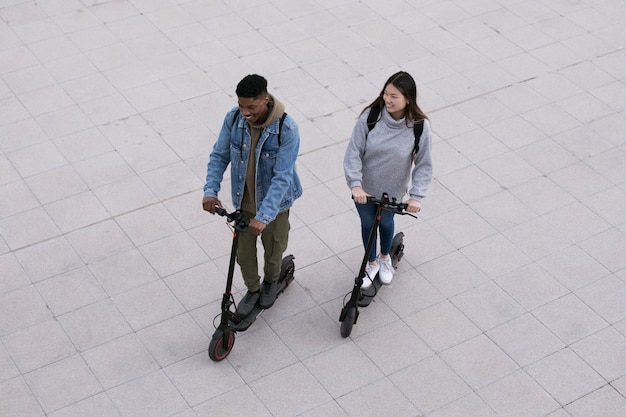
[383,83,408,120]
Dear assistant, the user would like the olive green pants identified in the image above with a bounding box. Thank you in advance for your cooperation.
[237,210,290,292]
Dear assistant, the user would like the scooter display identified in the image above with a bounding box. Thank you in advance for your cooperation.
[208,207,295,361]
[339,193,417,337]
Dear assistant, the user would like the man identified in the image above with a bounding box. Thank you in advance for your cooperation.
[202,74,302,317]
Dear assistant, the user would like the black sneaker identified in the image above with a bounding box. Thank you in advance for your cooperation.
[259,280,278,309]
[236,290,260,317]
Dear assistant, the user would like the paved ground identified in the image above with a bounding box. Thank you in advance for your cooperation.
[1,0,626,416]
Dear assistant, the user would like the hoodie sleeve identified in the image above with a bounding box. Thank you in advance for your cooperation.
[344,111,370,190]
[408,119,433,201]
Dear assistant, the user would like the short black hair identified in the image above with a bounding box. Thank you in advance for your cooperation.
[236,74,268,98]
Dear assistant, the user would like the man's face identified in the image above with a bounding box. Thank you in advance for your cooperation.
[238,94,270,124]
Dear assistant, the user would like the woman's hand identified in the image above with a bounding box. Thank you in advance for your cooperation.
[351,186,369,204]
[406,199,421,213]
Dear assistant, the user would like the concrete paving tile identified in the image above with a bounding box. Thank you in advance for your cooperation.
[303,341,383,398]
[431,140,473,178]
[0,285,52,337]
[461,233,532,278]
[0,377,45,417]
[139,231,208,277]
[496,263,569,311]
[107,370,187,417]
[53,127,113,163]
[478,370,560,417]
[428,392,498,417]
[440,334,518,390]
[25,165,89,205]
[0,181,39,220]
[82,333,159,390]
[354,319,433,376]
[428,206,497,249]
[537,244,610,291]
[295,256,353,306]
[13,236,83,283]
[579,228,626,273]
[0,207,60,251]
[137,313,208,367]
[534,293,608,345]
[0,253,30,294]
[583,186,626,227]
[164,261,225,309]
[526,348,606,406]
[378,270,445,318]
[571,326,626,381]
[23,354,101,414]
[3,320,76,374]
[391,354,469,414]
[272,306,342,361]
[194,385,272,417]
[447,127,508,164]
[36,266,106,316]
[164,352,244,407]
[44,191,110,233]
[439,165,502,205]
[249,363,332,417]
[565,384,626,417]
[487,313,564,368]
[47,392,121,417]
[576,275,626,324]
[66,220,134,264]
[338,377,419,417]
[405,300,481,353]
[417,252,489,298]
[93,176,159,217]
[35,105,94,139]
[57,299,132,352]
[88,248,159,296]
[116,203,183,247]
[112,280,185,331]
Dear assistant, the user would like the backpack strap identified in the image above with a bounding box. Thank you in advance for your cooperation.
[231,110,288,145]
[366,106,423,156]
[366,106,381,131]
[278,112,287,146]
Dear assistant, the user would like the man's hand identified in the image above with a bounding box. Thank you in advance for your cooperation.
[248,218,267,236]
[202,196,223,214]
[406,199,421,213]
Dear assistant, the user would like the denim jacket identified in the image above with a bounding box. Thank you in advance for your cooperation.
[203,107,303,224]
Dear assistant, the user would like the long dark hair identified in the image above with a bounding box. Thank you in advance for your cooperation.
[360,71,428,125]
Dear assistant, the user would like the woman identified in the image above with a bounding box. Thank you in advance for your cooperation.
[344,71,433,288]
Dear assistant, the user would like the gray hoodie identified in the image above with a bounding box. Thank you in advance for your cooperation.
[344,106,433,201]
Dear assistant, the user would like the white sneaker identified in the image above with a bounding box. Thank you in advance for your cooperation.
[362,261,379,289]
[378,255,394,284]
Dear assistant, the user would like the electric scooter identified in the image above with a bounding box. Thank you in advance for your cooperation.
[339,193,417,337]
[208,207,295,361]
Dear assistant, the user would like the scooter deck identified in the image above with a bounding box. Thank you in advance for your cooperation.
[357,275,382,307]
[229,276,293,331]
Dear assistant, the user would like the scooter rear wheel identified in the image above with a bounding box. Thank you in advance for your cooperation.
[280,255,295,285]
[340,306,356,338]
[390,232,405,268]
[208,330,235,362]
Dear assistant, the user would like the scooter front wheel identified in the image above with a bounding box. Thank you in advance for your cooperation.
[340,306,356,338]
[208,330,235,361]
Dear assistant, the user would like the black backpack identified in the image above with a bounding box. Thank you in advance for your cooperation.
[366,106,424,156]
[232,109,288,145]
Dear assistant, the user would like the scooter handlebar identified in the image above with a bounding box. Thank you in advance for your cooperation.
[214,206,246,225]
[362,194,409,212]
